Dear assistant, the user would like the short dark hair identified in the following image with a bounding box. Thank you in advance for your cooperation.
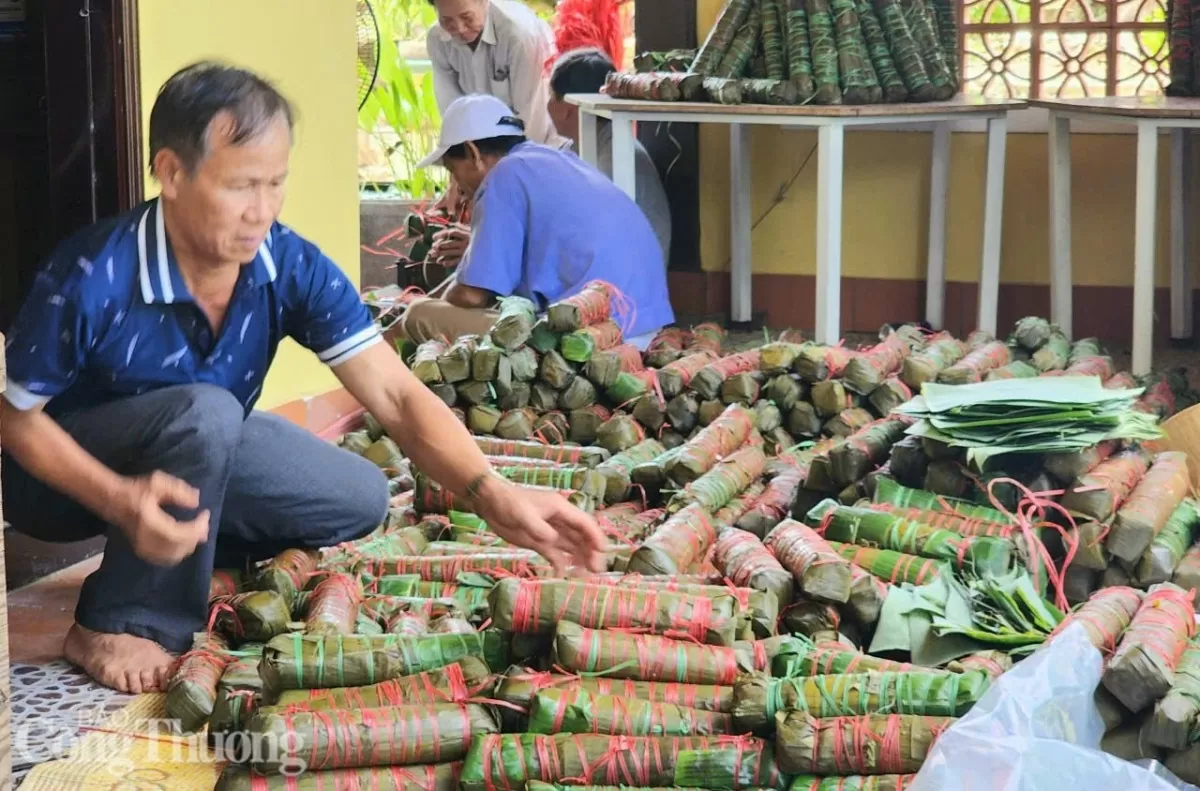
[444,135,527,160]
[549,48,616,98]
[148,61,295,175]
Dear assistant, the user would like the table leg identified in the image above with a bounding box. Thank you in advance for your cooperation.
[925,122,950,330]
[1171,128,1193,341]
[579,110,600,168]
[1132,121,1160,376]
[1048,112,1073,339]
[977,115,1008,337]
[730,123,753,325]
[610,113,637,200]
[815,123,845,345]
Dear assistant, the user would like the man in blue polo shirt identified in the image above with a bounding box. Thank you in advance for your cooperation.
[398,94,674,348]
[1,62,605,694]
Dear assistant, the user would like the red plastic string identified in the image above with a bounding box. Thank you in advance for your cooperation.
[1050,586,1144,654]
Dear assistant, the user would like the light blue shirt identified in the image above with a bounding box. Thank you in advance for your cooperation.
[457,141,674,341]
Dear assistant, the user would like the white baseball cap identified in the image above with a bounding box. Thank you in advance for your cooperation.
[416,94,527,169]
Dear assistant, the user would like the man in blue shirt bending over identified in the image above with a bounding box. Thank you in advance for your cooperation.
[398,94,674,349]
[1,62,605,693]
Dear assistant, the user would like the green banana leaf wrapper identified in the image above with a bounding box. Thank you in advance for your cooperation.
[437,335,479,384]
[209,648,263,736]
[1136,499,1200,585]
[828,417,913,486]
[575,575,779,639]
[670,445,767,515]
[945,650,1013,679]
[606,372,651,406]
[732,670,988,732]
[779,639,947,678]
[660,351,721,398]
[597,439,666,504]
[527,784,720,791]
[259,631,510,692]
[810,381,860,419]
[583,346,633,389]
[211,591,292,643]
[760,342,806,374]
[984,360,1039,381]
[471,340,508,383]
[253,548,320,604]
[430,614,476,634]
[412,340,448,384]
[846,564,889,626]
[496,408,538,440]
[216,763,462,791]
[714,528,795,611]
[553,621,761,685]
[165,632,231,733]
[210,569,242,602]
[561,320,624,364]
[670,738,789,789]
[1102,582,1197,713]
[806,501,1014,577]
[716,481,769,528]
[763,519,853,604]
[473,436,610,467]
[270,656,493,711]
[1146,639,1200,749]
[569,405,611,445]
[495,670,735,721]
[627,503,717,576]
[936,341,1010,384]
[720,372,763,406]
[547,281,611,332]
[488,577,744,645]
[754,399,784,433]
[340,429,374,456]
[1109,452,1191,564]
[1011,316,1053,350]
[491,296,538,350]
[867,377,914,419]
[632,394,668,434]
[666,403,756,485]
[358,552,553,581]
[781,599,841,638]
[1044,440,1119,485]
[421,541,541,558]
[509,346,539,382]
[497,464,608,501]
[530,318,560,354]
[1031,331,1071,371]
[323,527,429,568]
[775,712,954,775]
[560,376,598,411]
[827,541,945,587]
[766,374,806,415]
[788,775,916,791]
[529,687,736,736]
[303,573,362,636]
[738,469,803,539]
[1060,448,1151,525]
[596,413,646,455]
[367,578,491,614]
[691,350,762,401]
[460,733,786,791]
[872,478,1013,525]
[900,338,966,390]
[248,702,499,774]
[1173,544,1200,603]
[842,334,910,395]
[795,345,855,384]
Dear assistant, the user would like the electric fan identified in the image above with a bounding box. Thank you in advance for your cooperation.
[356,0,381,110]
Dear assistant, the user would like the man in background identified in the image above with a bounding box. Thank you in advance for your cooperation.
[547,47,672,266]
[399,94,673,348]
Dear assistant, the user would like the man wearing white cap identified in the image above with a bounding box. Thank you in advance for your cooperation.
[398,94,674,348]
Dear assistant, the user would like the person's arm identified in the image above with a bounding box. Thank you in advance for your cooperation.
[427,27,466,113]
[287,236,605,572]
[444,281,495,308]
[1,263,208,565]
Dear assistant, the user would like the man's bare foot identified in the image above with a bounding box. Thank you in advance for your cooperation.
[63,623,175,694]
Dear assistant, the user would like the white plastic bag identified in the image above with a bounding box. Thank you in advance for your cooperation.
[909,622,1199,791]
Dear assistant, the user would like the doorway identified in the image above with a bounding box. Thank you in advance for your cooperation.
[0,0,142,588]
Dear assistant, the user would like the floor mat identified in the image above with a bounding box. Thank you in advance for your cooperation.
[12,663,224,789]
[10,661,131,786]
[18,691,226,790]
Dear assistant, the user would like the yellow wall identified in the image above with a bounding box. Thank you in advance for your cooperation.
[138,0,359,409]
[697,0,1196,290]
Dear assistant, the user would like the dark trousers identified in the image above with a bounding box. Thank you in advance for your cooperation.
[1,384,389,652]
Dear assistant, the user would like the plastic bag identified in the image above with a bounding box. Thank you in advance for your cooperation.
[909,622,1199,791]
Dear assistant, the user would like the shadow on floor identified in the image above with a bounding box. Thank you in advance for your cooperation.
[4,530,103,591]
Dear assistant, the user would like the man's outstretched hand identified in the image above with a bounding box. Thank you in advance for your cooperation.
[470,475,607,575]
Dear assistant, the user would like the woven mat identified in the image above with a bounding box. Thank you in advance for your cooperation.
[18,680,225,789]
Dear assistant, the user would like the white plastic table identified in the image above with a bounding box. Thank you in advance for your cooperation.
[1033,97,1198,376]
[567,94,1027,342]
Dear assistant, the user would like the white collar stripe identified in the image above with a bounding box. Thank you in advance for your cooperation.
[258,241,278,282]
[154,199,174,304]
[136,206,155,303]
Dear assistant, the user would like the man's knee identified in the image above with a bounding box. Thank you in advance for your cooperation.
[159,384,246,456]
[398,298,437,344]
[331,452,390,540]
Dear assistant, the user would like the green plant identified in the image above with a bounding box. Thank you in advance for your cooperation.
[359,0,446,198]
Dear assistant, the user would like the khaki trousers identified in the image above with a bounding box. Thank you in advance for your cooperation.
[396,297,500,345]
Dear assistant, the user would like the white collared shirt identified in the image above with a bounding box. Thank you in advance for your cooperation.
[426,0,567,149]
